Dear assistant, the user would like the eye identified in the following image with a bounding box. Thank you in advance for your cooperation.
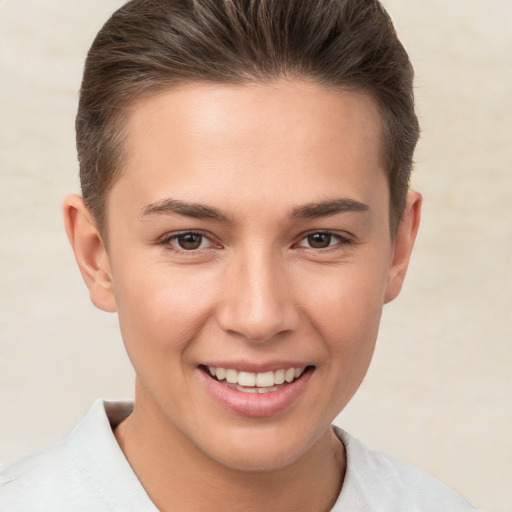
[296,231,348,250]
[175,233,205,250]
[160,231,215,251]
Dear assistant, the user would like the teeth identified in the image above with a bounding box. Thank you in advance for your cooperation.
[207,366,306,389]
[239,385,258,393]
[257,386,278,393]
[226,382,280,393]
[274,369,285,385]
[238,371,256,387]
[256,371,274,387]
[225,369,238,384]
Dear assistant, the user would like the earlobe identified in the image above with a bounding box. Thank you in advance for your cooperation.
[63,194,117,313]
[384,190,422,304]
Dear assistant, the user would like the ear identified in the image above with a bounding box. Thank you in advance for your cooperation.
[63,194,117,313]
[384,190,422,304]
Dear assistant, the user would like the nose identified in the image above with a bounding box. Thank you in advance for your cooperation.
[217,248,300,343]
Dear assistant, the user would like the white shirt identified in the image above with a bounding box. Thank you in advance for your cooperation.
[0,400,477,511]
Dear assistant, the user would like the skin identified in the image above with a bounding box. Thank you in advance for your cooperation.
[64,80,421,511]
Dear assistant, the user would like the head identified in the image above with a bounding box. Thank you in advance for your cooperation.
[65,0,421,474]
[76,0,419,239]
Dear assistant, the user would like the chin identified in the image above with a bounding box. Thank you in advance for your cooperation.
[196,426,321,473]
[211,448,303,473]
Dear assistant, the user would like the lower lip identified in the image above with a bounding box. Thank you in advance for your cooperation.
[198,368,313,417]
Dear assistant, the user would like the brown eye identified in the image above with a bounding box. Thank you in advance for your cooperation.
[306,233,333,249]
[176,233,204,250]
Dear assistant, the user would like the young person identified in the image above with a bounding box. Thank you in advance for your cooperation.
[0,1,477,510]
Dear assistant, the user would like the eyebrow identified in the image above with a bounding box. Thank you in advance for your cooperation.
[291,198,370,219]
[140,199,232,223]
[140,197,370,223]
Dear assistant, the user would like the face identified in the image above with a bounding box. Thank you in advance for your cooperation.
[66,80,420,472]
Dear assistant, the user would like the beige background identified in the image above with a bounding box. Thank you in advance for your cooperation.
[1,1,511,510]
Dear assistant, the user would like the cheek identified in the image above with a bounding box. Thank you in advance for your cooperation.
[111,261,218,363]
[298,262,387,365]
[301,260,386,323]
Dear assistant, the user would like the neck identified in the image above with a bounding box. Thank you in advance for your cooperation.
[114,384,346,512]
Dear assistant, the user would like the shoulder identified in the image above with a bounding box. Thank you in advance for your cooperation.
[0,400,144,512]
[332,427,478,512]
[0,436,95,511]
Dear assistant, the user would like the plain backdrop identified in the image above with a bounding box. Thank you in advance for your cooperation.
[1,1,511,510]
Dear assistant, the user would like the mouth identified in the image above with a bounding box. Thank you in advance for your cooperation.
[200,364,314,394]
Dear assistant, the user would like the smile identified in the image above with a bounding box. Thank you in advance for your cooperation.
[206,366,306,393]
[199,364,314,417]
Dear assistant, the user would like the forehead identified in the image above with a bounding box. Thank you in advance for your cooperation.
[125,80,383,159]
[110,80,387,220]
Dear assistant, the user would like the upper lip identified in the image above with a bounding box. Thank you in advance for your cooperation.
[200,361,312,373]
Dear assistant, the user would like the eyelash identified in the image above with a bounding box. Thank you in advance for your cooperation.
[158,231,217,252]
[158,230,352,253]
[294,231,352,251]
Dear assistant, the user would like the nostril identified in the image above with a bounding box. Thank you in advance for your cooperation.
[218,312,299,343]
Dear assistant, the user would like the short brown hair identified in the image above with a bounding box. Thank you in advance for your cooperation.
[77,0,419,236]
